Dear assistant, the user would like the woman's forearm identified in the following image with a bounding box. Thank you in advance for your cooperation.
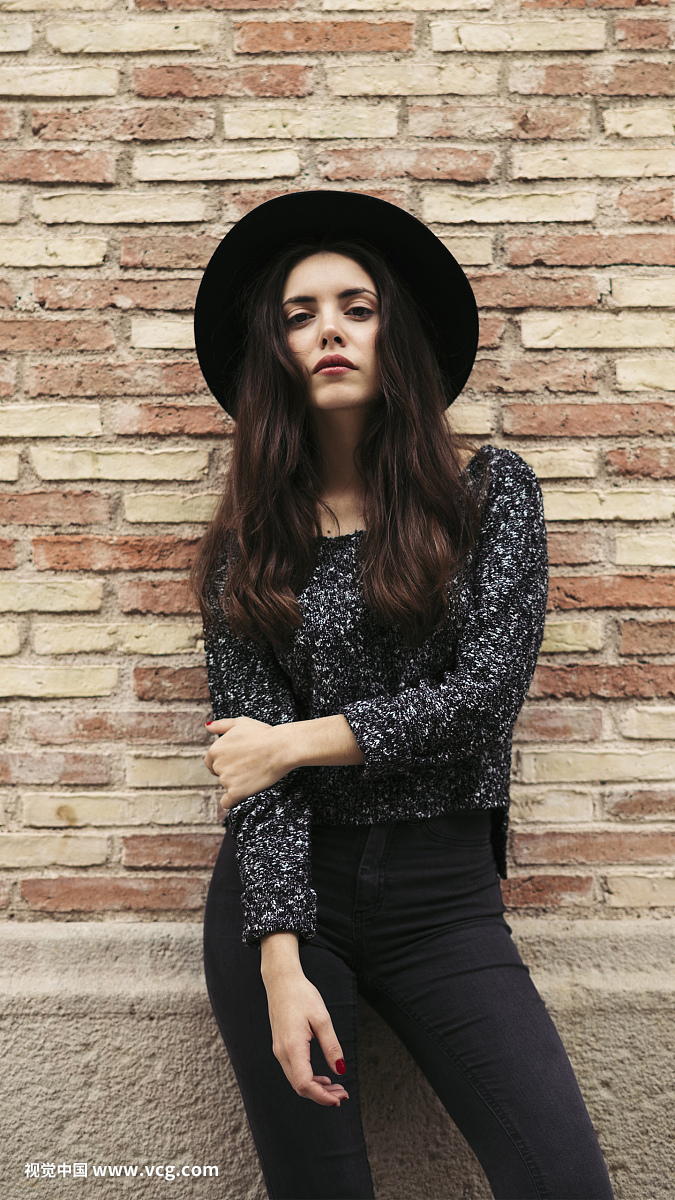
[260,930,303,983]
[282,714,365,771]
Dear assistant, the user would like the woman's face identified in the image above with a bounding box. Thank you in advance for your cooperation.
[282,252,381,412]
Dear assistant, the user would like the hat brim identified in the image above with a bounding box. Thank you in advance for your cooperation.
[194,189,478,417]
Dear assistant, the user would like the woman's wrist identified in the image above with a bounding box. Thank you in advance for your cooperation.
[260,930,303,983]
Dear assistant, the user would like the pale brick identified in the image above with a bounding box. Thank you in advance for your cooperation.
[439,234,493,264]
[325,0,491,7]
[0,624,19,655]
[0,237,106,266]
[0,832,107,867]
[616,358,675,391]
[34,622,203,655]
[131,319,193,350]
[126,751,212,788]
[133,148,300,182]
[511,446,597,478]
[0,579,102,612]
[522,312,675,349]
[422,189,596,224]
[0,666,117,697]
[543,488,675,521]
[513,147,675,180]
[1,0,113,7]
[46,18,220,53]
[23,790,207,827]
[30,448,208,482]
[0,405,101,438]
[615,532,675,565]
[0,22,31,50]
[510,785,594,822]
[0,193,21,223]
[521,747,675,783]
[605,875,675,907]
[604,107,675,138]
[431,18,605,52]
[33,190,208,225]
[123,492,218,523]
[619,705,675,740]
[0,66,118,96]
[611,279,675,308]
[326,62,499,96]
[0,450,19,481]
[410,102,590,141]
[447,400,494,434]
[541,618,603,652]
[223,104,397,140]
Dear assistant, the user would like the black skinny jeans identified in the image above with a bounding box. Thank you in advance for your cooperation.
[203,809,615,1200]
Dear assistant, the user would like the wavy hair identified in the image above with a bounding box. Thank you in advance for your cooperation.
[190,236,490,653]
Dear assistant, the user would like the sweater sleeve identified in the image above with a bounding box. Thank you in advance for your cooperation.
[203,599,316,950]
[338,448,549,780]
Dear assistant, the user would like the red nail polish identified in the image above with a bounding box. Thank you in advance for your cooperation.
[206,721,214,726]
[335,1059,346,1075]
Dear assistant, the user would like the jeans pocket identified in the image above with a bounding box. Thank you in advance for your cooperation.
[420,809,493,845]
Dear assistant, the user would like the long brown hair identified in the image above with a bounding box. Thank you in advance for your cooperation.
[190,236,489,653]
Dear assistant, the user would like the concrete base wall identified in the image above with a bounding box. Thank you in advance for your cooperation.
[2,917,673,1200]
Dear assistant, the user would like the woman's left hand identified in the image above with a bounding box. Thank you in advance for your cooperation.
[204,716,294,811]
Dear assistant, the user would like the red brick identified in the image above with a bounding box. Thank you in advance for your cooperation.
[478,316,505,349]
[547,531,603,565]
[123,833,223,868]
[233,19,413,53]
[619,618,675,654]
[133,64,313,98]
[548,573,675,609]
[531,663,675,698]
[119,580,199,614]
[222,187,315,221]
[606,445,675,478]
[501,874,593,905]
[0,361,16,396]
[21,876,206,912]
[27,361,207,397]
[0,108,21,138]
[513,62,675,95]
[33,535,199,572]
[504,401,675,436]
[318,147,498,183]
[470,273,598,308]
[512,704,603,741]
[468,356,599,393]
[513,829,675,865]
[617,186,674,222]
[0,539,17,569]
[606,787,675,819]
[506,232,675,266]
[31,709,210,745]
[0,712,9,741]
[0,150,116,183]
[114,402,229,436]
[0,491,109,526]
[0,280,15,307]
[0,751,109,786]
[615,17,670,47]
[32,105,215,142]
[134,665,209,701]
[34,278,199,311]
[408,103,590,140]
[121,236,220,270]
[0,318,114,352]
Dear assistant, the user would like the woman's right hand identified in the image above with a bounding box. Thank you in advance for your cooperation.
[262,967,350,1107]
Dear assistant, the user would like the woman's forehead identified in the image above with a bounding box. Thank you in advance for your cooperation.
[283,251,377,296]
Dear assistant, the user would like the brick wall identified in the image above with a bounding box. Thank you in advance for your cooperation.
[0,0,673,923]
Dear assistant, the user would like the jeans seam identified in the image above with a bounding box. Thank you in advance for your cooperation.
[357,970,551,1200]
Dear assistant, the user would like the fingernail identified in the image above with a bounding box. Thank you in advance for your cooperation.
[205,721,214,726]
[335,1058,346,1075]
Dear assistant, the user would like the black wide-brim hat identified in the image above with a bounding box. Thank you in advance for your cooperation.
[194,189,478,418]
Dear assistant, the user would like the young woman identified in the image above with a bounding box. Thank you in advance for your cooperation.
[191,190,615,1200]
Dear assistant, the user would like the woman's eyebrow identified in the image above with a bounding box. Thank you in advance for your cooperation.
[282,287,378,307]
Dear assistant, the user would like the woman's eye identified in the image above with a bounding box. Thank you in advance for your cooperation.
[348,306,374,318]
[286,311,311,326]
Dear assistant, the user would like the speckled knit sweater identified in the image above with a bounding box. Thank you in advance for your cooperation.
[203,444,549,949]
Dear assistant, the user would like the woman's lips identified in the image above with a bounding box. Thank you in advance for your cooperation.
[315,365,354,375]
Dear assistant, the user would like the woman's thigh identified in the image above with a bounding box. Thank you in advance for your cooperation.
[203,829,375,1200]
[358,814,615,1200]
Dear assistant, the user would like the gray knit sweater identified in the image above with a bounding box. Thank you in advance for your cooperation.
[203,444,549,949]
